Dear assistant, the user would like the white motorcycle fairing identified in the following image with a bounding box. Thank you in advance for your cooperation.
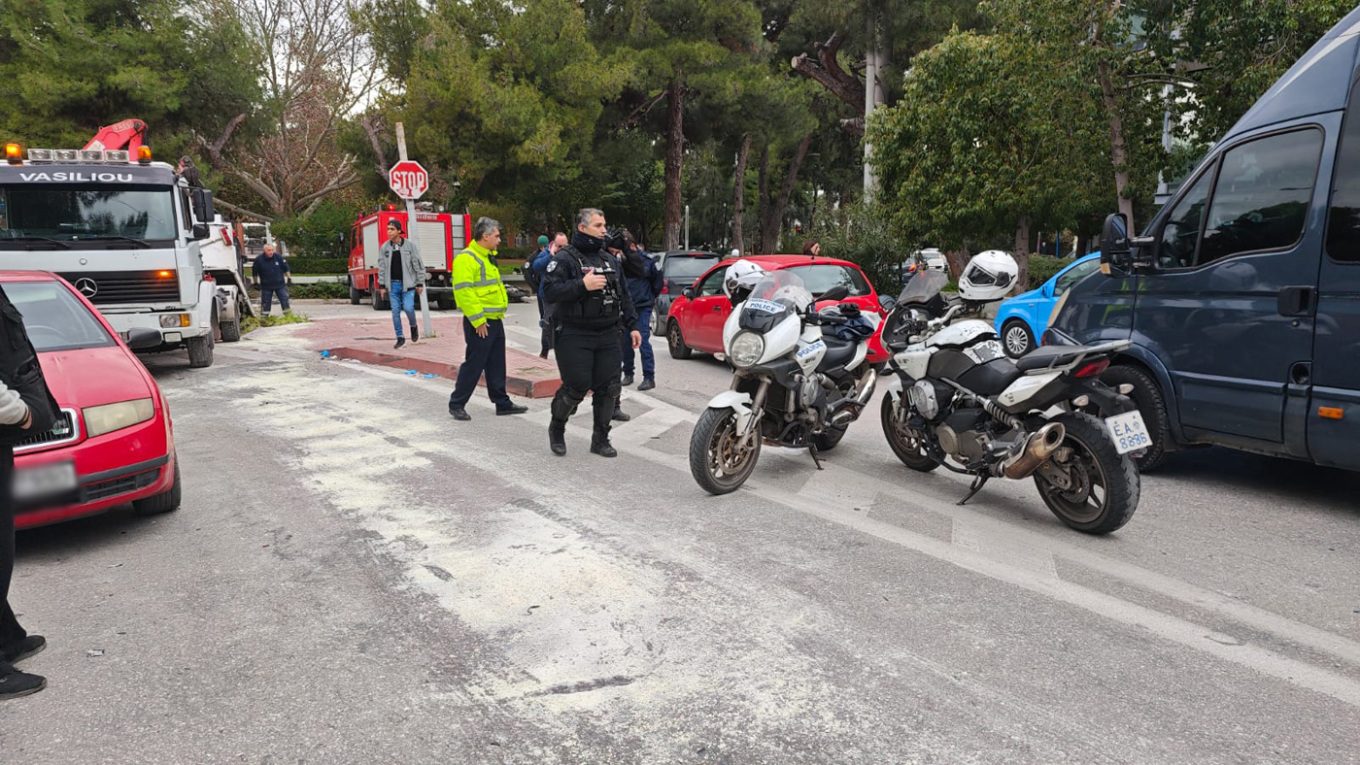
[704,390,755,432]
[927,319,995,349]
[723,307,805,367]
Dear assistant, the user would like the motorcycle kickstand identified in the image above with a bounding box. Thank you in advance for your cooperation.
[957,474,989,506]
[808,444,825,470]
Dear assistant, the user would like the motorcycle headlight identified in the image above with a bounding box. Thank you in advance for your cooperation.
[729,331,764,368]
[83,398,155,438]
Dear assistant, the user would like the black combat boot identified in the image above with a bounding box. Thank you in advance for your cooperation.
[549,420,567,456]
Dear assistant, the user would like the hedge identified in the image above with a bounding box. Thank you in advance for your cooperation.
[248,283,349,299]
[1026,256,1071,288]
[288,257,350,275]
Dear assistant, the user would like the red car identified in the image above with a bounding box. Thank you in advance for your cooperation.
[664,255,892,363]
[6,271,180,529]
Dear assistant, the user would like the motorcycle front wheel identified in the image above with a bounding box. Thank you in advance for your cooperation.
[1033,412,1140,534]
[690,407,763,495]
[880,395,939,472]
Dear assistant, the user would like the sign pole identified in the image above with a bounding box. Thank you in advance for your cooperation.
[394,123,434,338]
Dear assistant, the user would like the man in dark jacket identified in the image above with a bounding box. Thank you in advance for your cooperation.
[0,284,58,700]
[252,244,292,317]
[617,233,663,391]
[542,209,640,458]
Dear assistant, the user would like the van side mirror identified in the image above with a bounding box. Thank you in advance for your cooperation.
[1099,213,1131,268]
[190,188,215,224]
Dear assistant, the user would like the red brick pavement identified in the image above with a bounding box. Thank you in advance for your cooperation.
[296,316,562,398]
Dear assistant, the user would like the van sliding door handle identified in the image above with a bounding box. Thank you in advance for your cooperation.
[1277,286,1316,317]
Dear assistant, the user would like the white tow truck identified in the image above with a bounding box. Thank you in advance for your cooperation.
[0,137,223,367]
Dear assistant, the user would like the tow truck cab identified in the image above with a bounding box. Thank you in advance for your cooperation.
[1049,7,1360,471]
[0,144,219,367]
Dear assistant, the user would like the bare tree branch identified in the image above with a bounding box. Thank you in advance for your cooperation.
[791,32,863,110]
[213,198,274,222]
[616,90,669,133]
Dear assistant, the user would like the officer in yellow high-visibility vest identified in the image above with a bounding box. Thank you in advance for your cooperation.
[447,217,528,421]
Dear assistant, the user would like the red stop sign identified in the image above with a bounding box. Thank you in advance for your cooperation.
[388,160,429,200]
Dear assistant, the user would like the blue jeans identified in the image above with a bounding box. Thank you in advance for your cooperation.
[621,306,654,379]
[261,284,289,314]
[390,280,416,337]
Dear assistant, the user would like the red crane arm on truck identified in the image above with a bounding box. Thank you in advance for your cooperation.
[83,119,148,153]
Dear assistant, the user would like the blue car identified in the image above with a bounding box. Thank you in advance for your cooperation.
[993,253,1101,357]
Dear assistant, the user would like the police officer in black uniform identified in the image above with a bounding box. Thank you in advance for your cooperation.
[543,208,641,457]
[0,284,60,700]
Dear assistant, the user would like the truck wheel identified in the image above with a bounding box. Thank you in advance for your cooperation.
[187,318,215,368]
[134,459,182,516]
[436,294,454,310]
[1100,364,1172,472]
[220,315,241,343]
[349,277,361,305]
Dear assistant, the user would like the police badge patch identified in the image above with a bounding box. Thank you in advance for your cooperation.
[547,260,558,272]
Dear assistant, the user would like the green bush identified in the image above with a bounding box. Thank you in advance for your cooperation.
[249,283,349,299]
[287,257,350,275]
[810,202,918,295]
[496,246,532,261]
[288,283,350,299]
[1026,256,1071,288]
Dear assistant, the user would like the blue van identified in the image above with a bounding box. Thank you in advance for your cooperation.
[1048,7,1360,472]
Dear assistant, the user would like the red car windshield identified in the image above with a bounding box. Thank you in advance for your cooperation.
[665,255,720,282]
[4,281,115,352]
[781,264,871,297]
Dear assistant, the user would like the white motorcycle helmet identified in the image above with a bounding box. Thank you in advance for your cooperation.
[959,250,1019,301]
[723,259,767,301]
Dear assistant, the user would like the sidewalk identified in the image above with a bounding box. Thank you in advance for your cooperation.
[295,315,561,398]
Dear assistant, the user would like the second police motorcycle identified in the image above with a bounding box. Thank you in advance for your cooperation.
[878,251,1145,533]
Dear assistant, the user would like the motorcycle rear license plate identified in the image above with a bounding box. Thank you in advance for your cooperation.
[1105,411,1150,455]
[14,460,77,500]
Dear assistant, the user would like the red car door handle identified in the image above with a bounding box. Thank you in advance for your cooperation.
[713,305,721,311]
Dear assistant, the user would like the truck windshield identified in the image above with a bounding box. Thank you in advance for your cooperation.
[0,184,177,244]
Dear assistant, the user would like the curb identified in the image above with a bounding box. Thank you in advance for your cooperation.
[325,346,561,399]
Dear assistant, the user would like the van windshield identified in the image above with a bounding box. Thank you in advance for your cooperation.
[0,184,178,245]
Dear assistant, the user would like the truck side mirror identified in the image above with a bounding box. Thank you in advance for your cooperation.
[192,223,210,240]
[190,188,215,224]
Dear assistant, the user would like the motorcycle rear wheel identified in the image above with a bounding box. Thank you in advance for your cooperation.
[880,395,939,472]
[1033,412,1140,534]
[690,407,763,495]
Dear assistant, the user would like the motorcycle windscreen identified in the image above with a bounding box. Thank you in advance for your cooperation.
[737,298,794,333]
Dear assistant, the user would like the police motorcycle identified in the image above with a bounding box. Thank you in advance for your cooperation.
[879,251,1143,534]
[690,261,880,495]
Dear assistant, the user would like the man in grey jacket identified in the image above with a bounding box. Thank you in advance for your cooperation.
[378,219,426,349]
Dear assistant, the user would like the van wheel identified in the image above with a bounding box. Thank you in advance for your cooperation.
[1001,319,1035,358]
[134,459,182,516]
[667,320,692,360]
[1101,364,1171,472]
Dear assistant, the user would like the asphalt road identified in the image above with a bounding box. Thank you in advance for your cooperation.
[2,299,1358,764]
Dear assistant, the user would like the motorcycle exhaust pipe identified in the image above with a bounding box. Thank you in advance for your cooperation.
[854,369,879,407]
[829,369,879,427]
[1000,422,1066,479]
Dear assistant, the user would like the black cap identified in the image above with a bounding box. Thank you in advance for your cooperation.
[387,220,403,233]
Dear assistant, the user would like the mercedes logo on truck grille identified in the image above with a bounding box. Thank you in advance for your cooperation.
[74,278,98,298]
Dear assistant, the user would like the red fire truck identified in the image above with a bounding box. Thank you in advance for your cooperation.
[347,207,471,310]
